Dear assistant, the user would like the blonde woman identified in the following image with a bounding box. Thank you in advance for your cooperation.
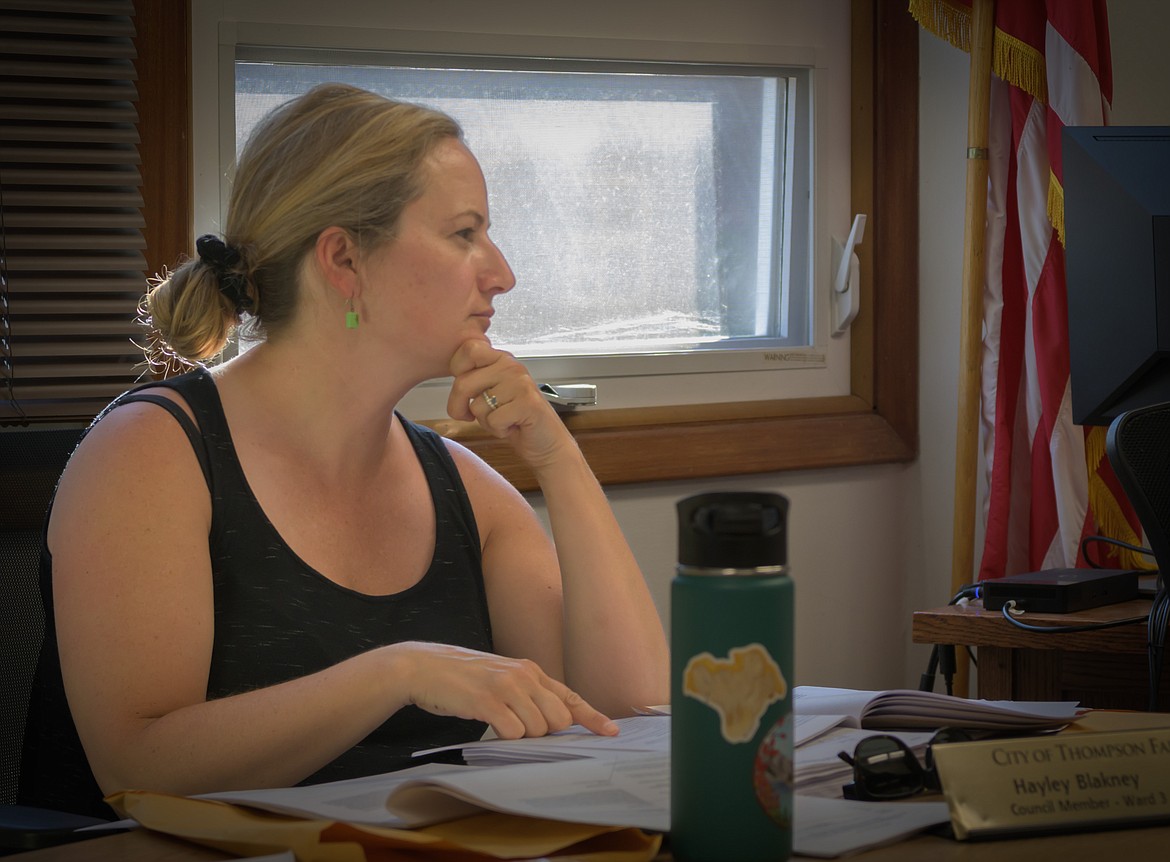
[19,84,668,819]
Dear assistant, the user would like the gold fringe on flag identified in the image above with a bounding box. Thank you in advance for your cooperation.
[910,0,1049,103]
[1084,426,1156,570]
[991,29,1048,104]
[1085,420,1108,476]
[1048,171,1066,246]
[908,0,972,52]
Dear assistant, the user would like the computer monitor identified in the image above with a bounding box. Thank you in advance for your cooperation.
[1063,126,1170,427]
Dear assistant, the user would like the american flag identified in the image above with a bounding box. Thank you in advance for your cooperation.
[911,0,1146,579]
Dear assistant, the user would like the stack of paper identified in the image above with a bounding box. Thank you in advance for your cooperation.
[194,686,1084,858]
[413,714,669,766]
[199,750,952,859]
[794,686,1081,730]
[423,712,853,768]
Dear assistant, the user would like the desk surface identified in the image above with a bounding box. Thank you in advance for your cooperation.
[18,711,1170,861]
[14,819,1170,862]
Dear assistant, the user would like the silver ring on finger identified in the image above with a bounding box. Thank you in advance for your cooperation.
[482,390,499,411]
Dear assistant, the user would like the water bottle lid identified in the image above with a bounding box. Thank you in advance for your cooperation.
[677,491,789,570]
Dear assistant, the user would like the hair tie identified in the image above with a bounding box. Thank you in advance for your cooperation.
[195,234,254,314]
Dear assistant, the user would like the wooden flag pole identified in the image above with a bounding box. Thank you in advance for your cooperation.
[950,0,996,698]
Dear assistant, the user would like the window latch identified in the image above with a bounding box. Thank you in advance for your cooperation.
[539,383,597,410]
[831,213,867,337]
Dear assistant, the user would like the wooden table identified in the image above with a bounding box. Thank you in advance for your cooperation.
[14,711,1170,861]
[912,598,1170,709]
[12,819,1170,861]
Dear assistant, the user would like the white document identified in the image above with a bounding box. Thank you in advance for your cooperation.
[793,713,851,747]
[794,796,951,857]
[414,714,670,766]
[412,690,1077,772]
[794,685,1080,730]
[391,751,670,832]
[416,711,844,767]
[200,687,1077,857]
[388,758,952,857]
[202,753,671,832]
[200,761,481,828]
[201,741,951,857]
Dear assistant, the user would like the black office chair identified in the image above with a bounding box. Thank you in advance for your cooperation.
[1106,401,1170,711]
[0,427,111,854]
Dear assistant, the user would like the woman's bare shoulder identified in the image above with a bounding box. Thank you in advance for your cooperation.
[77,387,199,465]
[50,388,212,538]
[440,434,526,504]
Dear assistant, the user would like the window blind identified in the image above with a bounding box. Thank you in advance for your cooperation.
[0,0,146,425]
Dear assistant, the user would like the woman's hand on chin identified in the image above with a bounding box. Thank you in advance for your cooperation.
[445,338,577,469]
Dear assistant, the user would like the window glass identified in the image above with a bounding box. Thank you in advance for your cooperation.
[234,55,811,366]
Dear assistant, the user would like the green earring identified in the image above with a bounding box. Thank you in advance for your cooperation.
[346,297,359,329]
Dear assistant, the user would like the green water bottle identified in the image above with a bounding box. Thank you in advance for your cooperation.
[671,491,794,862]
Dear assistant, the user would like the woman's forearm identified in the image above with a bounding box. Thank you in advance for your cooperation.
[532,445,670,716]
[84,638,616,797]
[86,646,407,796]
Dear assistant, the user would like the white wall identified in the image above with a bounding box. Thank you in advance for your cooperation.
[577,463,918,692]
[1110,0,1170,124]
[532,0,1170,694]
[906,27,970,690]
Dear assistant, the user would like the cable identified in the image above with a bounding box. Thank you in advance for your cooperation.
[918,645,940,693]
[919,584,982,693]
[1148,582,1168,711]
[999,600,1149,633]
[1080,534,1154,568]
[1078,531,1166,710]
[1078,533,1164,708]
[938,644,957,696]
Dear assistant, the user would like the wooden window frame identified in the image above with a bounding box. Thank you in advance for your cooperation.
[136,1,192,283]
[138,0,917,491]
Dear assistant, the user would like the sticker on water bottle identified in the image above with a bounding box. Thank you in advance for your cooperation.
[755,712,795,827]
[681,643,788,743]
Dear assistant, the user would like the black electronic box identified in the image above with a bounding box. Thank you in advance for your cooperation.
[981,568,1141,613]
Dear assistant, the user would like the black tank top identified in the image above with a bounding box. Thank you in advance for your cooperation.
[18,368,493,818]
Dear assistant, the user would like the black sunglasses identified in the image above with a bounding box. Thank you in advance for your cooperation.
[838,728,972,801]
